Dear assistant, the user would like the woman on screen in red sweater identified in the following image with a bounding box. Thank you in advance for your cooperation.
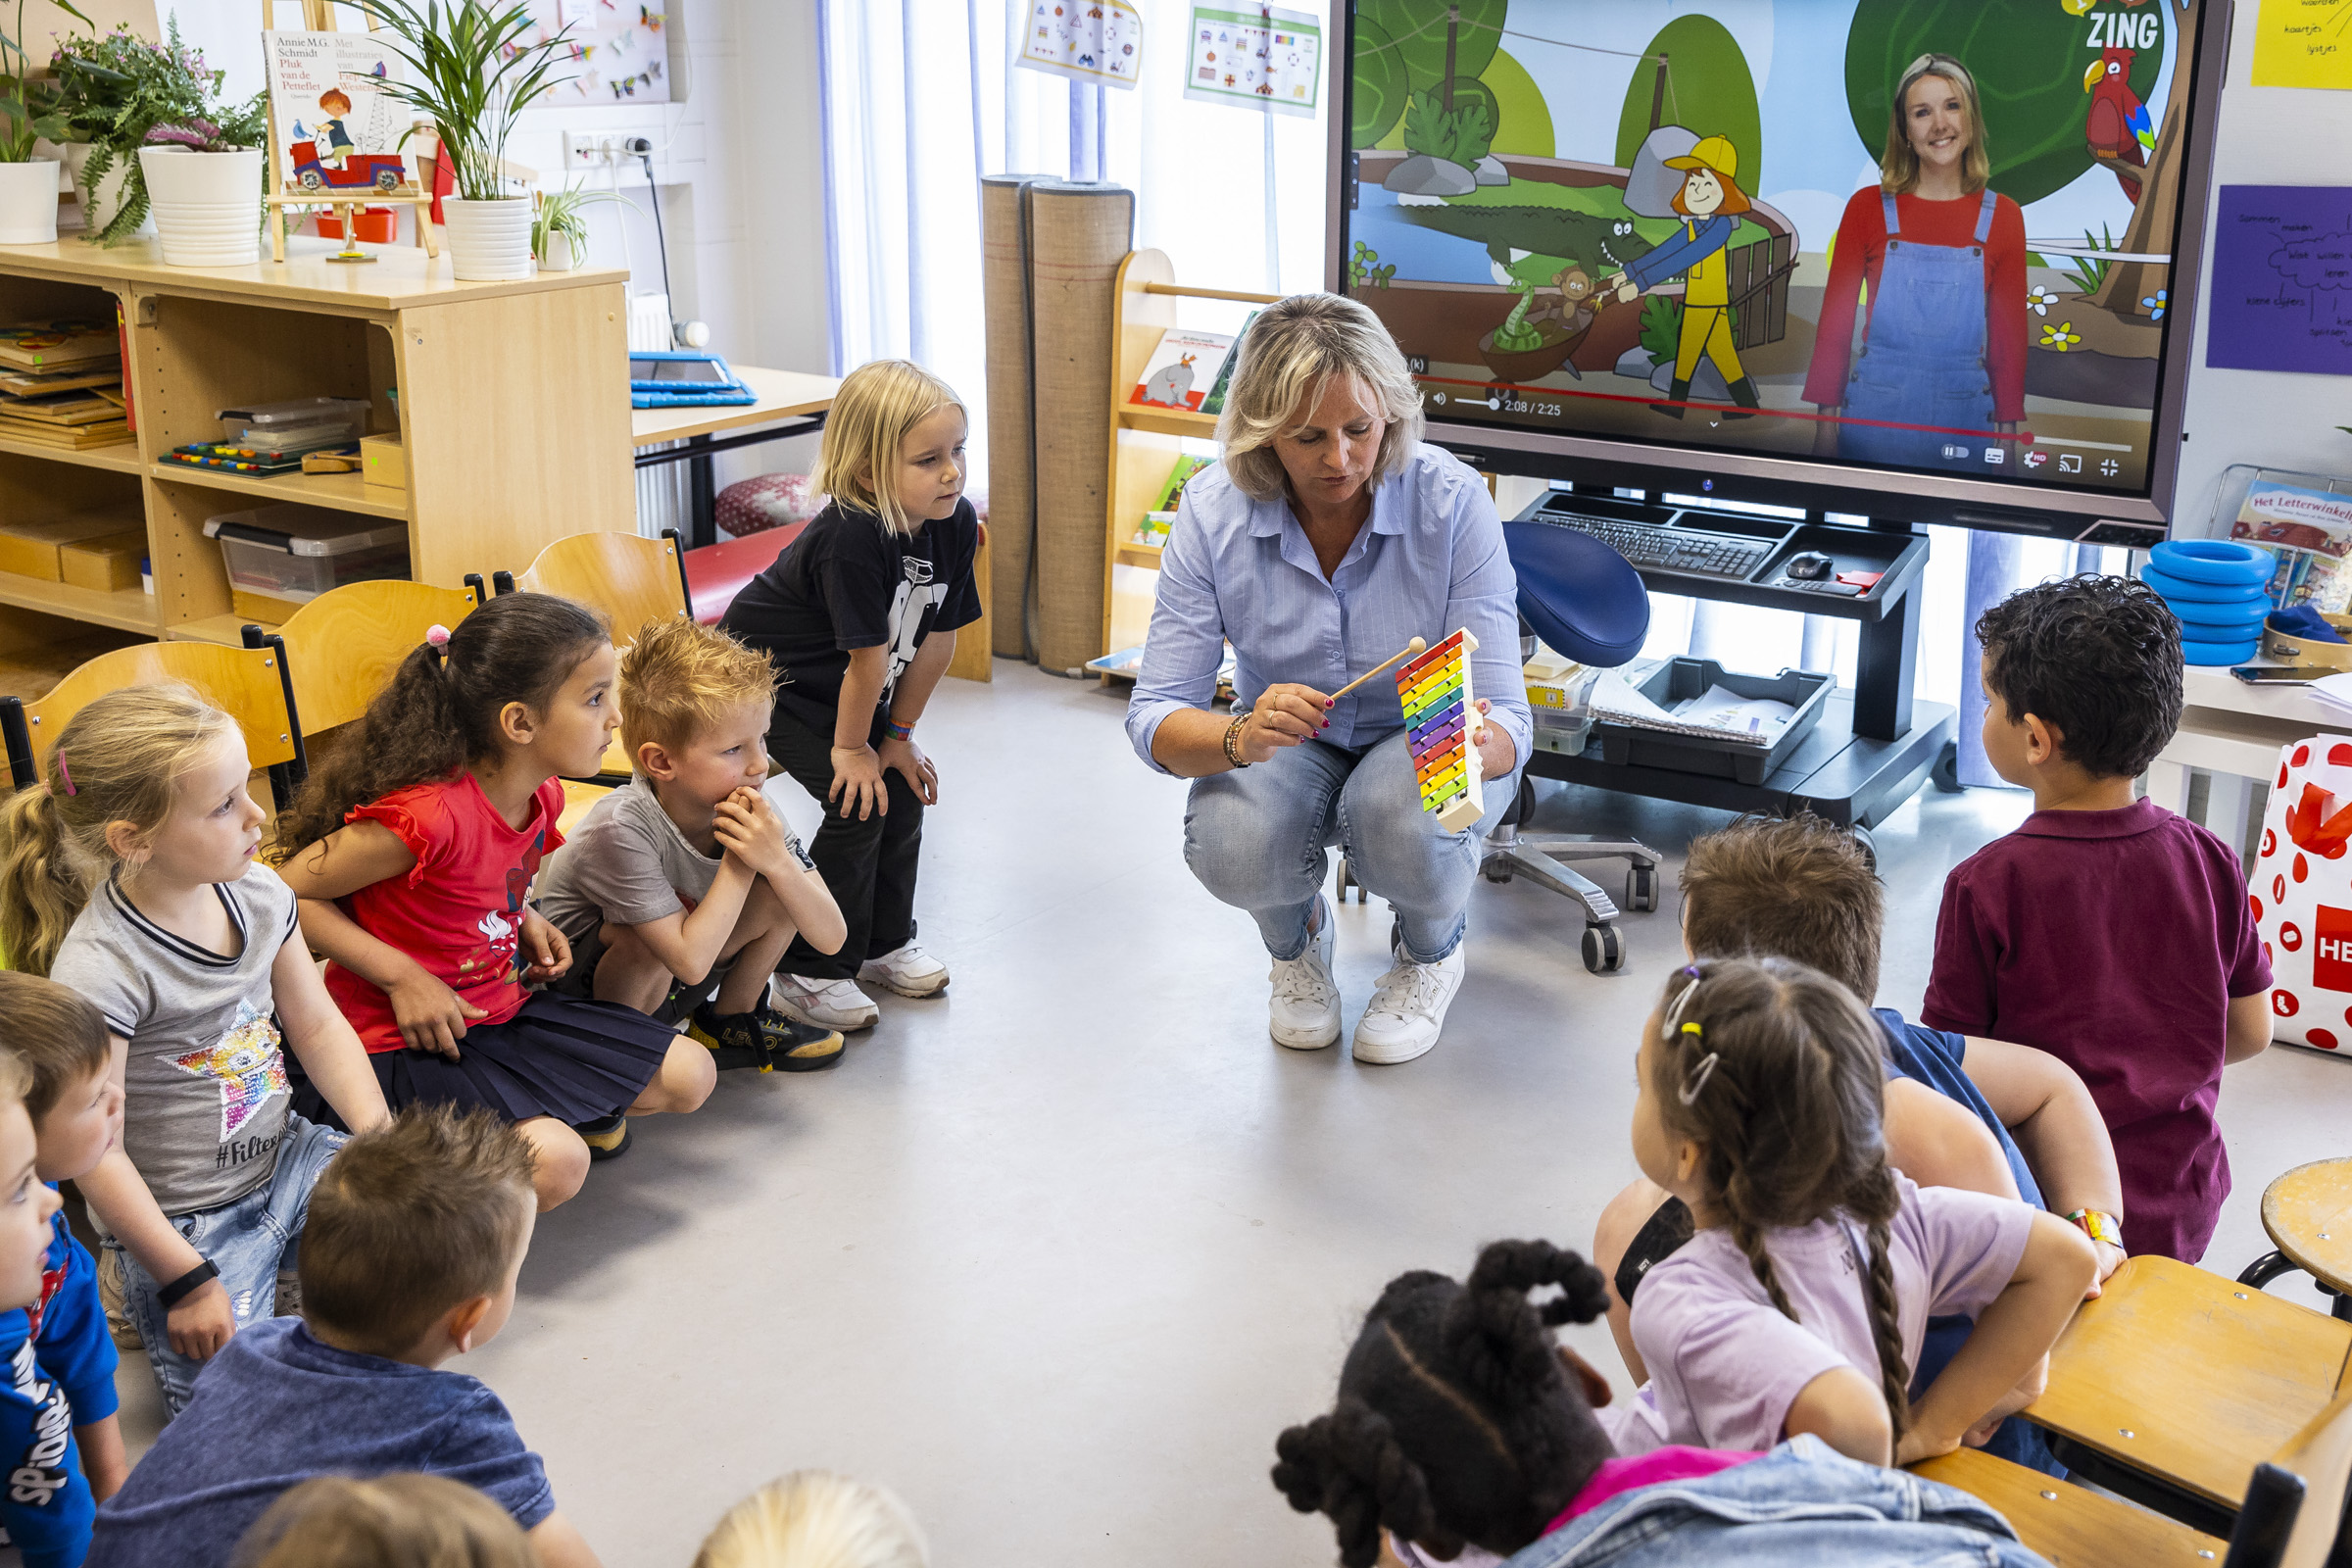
[1804,53,2029,471]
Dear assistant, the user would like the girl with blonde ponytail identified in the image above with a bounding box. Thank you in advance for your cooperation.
[1,685,390,1416]
[1611,956,2096,1466]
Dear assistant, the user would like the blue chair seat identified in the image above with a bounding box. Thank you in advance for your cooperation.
[1502,520,1650,667]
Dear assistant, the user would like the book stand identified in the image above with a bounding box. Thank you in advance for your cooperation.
[260,0,438,265]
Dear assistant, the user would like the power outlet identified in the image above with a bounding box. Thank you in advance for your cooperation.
[563,132,603,170]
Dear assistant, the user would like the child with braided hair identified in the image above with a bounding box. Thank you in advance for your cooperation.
[1613,956,2094,1467]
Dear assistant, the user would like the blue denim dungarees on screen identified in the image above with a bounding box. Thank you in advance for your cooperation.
[1840,189,1998,471]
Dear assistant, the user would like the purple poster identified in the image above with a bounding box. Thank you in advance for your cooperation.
[2207,185,2352,377]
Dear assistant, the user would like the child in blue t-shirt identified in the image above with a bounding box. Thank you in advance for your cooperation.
[0,973,125,1568]
[88,1107,600,1568]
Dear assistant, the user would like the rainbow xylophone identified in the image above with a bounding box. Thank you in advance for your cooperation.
[1396,629,1485,833]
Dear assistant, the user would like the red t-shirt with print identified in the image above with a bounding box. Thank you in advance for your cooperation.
[323,773,566,1054]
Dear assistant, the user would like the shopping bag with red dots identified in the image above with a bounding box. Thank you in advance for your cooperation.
[2253,736,2352,1054]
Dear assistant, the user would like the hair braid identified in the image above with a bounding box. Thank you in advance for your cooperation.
[1727,1212,1798,1322]
[1861,1216,1911,1438]
[1271,1401,1436,1568]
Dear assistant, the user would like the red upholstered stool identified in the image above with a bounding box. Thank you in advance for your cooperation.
[715,472,822,537]
[683,521,807,624]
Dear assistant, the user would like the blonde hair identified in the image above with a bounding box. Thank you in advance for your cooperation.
[1881,54,1991,196]
[813,360,966,535]
[232,1473,533,1568]
[619,616,781,760]
[1217,293,1426,504]
[693,1472,927,1568]
[0,684,237,977]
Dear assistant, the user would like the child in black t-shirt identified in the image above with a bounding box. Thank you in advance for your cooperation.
[720,360,981,1032]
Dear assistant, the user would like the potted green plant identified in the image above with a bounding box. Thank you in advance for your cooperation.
[135,90,269,267]
[366,0,570,280]
[531,180,626,271]
[0,0,91,244]
[49,22,218,243]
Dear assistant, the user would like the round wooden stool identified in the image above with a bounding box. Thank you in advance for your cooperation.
[2240,1157,2352,1320]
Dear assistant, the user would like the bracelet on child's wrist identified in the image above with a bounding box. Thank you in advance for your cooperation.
[158,1257,219,1308]
[882,718,914,742]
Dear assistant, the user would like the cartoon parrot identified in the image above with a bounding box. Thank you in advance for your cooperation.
[2082,46,2154,205]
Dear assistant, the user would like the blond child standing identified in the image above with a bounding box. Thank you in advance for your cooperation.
[720,361,982,1032]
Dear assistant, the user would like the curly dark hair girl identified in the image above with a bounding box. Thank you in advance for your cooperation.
[275,592,607,858]
[1646,956,1911,1438]
[1271,1240,1614,1566]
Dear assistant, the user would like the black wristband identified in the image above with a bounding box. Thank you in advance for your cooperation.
[158,1257,218,1308]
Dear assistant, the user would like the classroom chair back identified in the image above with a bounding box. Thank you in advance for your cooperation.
[495,527,692,649]
[245,576,486,740]
[0,639,307,811]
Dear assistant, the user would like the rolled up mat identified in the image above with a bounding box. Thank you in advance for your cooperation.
[2149,539,2273,586]
[982,173,1043,661]
[2139,564,2273,604]
[1027,179,1134,672]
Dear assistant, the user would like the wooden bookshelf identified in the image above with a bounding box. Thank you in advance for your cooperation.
[0,234,632,647]
[1101,250,1279,656]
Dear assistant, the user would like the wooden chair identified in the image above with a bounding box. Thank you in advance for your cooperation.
[495,528,693,782]
[1916,1382,2352,1568]
[2240,1158,2352,1323]
[246,576,486,743]
[0,640,308,811]
[2019,1254,2352,1535]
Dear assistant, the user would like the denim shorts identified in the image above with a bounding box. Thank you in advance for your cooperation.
[107,1113,346,1416]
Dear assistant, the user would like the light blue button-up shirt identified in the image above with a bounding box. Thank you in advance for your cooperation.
[1125,443,1531,774]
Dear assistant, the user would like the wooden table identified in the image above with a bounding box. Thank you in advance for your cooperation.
[630,366,840,550]
[2148,664,2352,858]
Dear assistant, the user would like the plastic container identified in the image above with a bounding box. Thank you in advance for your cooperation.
[1595,659,1837,785]
[1526,653,1601,756]
[216,396,368,452]
[201,504,407,618]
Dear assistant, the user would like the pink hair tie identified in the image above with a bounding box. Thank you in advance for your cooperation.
[425,624,451,648]
[54,750,74,797]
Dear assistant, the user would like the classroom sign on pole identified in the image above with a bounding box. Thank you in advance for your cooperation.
[1185,5,1323,118]
[1017,0,1145,89]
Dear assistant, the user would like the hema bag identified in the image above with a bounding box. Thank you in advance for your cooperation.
[2253,736,2352,1053]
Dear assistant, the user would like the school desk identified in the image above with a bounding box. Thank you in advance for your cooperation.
[631,366,840,551]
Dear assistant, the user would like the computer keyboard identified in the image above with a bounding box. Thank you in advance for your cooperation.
[1536,510,1771,581]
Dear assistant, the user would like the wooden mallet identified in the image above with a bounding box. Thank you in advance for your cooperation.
[1330,636,1426,703]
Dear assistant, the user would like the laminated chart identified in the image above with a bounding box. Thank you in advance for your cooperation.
[1396,629,1486,833]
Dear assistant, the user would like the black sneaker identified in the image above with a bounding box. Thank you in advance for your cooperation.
[688,1004,847,1073]
[573,1113,631,1160]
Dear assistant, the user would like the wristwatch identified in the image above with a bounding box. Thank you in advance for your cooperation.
[2067,1208,2124,1250]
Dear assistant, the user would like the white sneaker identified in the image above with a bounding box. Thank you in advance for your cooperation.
[858,943,950,998]
[1269,901,1341,1051]
[772,973,881,1031]
[1351,945,1466,1064]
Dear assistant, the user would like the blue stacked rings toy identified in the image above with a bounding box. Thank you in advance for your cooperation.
[2138,564,2272,604]
[2180,635,2263,665]
[2144,542,2274,665]
[2149,539,2274,586]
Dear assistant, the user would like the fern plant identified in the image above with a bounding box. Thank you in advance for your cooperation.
[51,21,224,243]
[364,0,571,202]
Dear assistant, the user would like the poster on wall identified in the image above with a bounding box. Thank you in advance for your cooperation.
[1016,0,1145,88]
[2251,0,2352,90]
[1185,5,1322,117]
[2207,185,2352,377]
[262,32,408,193]
[524,0,670,105]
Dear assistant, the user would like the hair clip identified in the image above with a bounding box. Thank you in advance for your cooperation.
[54,750,74,797]
[424,624,451,648]
[1677,1052,1722,1106]
[1661,963,1705,1037]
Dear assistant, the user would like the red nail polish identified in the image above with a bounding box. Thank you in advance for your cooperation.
[1325,698,1335,708]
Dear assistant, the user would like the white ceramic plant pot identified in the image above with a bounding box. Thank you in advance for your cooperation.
[139,147,262,266]
[0,159,60,245]
[538,228,576,271]
[70,145,151,238]
[443,196,534,281]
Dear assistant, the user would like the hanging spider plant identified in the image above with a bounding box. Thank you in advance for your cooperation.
[362,0,571,202]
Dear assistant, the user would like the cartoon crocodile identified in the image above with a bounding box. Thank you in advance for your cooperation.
[1399,205,1659,280]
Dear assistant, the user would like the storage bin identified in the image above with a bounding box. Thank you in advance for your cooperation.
[201,504,408,620]
[217,396,369,453]
[1595,659,1837,785]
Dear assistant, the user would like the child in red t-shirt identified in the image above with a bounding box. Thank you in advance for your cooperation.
[278,594,714,1209]
[1922,577,2272,1264]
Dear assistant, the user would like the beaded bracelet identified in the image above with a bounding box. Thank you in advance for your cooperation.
[882,718,914,742]
[1223,713,1251,768]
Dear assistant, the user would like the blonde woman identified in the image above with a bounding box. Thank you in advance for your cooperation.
[1803,52,2030,468]
[720,361,981,1033]
[1127,294,1529,1066]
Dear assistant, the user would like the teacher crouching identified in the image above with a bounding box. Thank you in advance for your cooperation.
[1125,293,1529,1065]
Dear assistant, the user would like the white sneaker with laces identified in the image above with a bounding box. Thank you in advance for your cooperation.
[858,943,951,998]
[1269,901,1341,1051]
[1351,944,1466,1064]
[772,973,881,1031]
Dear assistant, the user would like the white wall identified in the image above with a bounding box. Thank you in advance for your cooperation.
[2175,3,2352,534]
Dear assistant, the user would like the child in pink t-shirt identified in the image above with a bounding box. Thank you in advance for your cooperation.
[1612,958,2096,1467]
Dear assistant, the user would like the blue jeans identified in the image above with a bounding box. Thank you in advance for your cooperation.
[108,1114,345,1416]
[1183,727,1517,964]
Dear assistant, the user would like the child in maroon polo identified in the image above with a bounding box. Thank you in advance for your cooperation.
[1923,576,2271,1265]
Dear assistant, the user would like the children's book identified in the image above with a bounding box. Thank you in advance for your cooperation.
[0,322,119,371]
[1199,311,1258,416]
[1130,330,1235,413]
[263,31,409,195]
[1152,453,1211,513]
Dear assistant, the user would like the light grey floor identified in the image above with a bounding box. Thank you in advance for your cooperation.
[95,660,2352,1566]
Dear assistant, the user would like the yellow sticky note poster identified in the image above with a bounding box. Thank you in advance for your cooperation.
[2254,0,2352,90]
